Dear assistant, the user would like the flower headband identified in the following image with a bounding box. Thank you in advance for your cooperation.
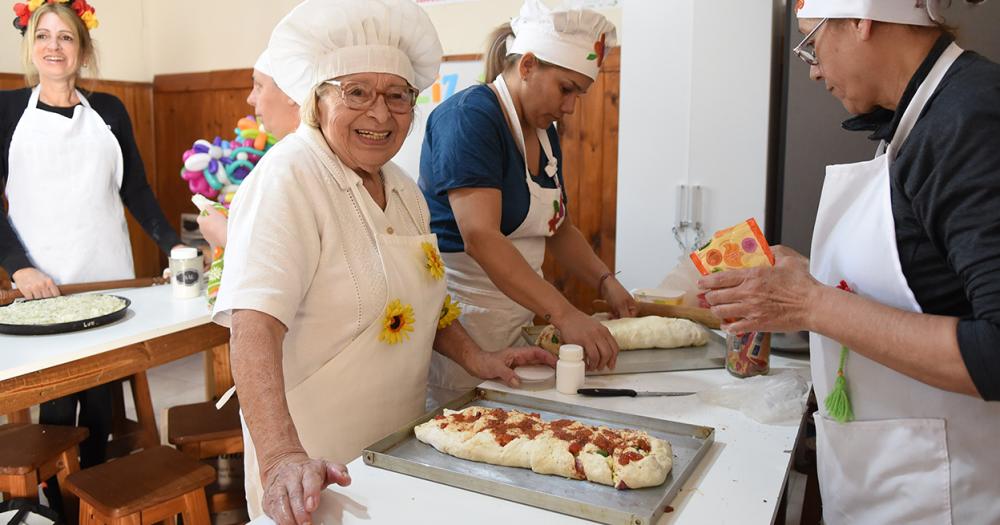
[12,0,98,35]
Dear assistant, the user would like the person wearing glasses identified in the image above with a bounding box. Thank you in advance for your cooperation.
[700,0,1000,522]
[419,0,637,392]
[212,1,554,522]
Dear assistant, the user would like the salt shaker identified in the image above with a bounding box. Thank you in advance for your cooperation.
[169,246,202,299]
[556,344,585,394]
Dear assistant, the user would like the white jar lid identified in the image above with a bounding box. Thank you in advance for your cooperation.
[559,344,584,361]
[514,365,555,382]
[171,246,198,259]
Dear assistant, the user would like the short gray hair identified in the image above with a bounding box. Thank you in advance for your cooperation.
[300,82,335,128]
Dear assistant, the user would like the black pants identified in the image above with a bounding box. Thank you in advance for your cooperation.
[38,383,114,516]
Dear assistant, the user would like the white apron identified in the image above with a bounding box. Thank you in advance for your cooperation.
[6,87,133,284]
[428,74,566,391]
[809,42,1000,525]
[238,165,447,519]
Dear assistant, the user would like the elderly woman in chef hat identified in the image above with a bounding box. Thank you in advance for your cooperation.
[420,0,637,392]
[700,0,1000,523]
[212,1,555,523]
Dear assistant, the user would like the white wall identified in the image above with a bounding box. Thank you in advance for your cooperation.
[2,0,621,79]
[616,0,775,291]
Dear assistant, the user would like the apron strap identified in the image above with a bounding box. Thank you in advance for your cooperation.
[887,42,964,161]
[492,74,559,181]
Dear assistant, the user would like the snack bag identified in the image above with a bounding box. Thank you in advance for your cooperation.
[690,218,775,377]
[690,218,774,274]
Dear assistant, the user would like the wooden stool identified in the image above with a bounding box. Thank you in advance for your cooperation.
[168,398,245,515]
[0,423,89,522]
[108,372,159,458]
[65,445,215,525]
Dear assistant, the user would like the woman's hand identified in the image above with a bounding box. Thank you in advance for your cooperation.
[466,346,558,388]
[261,452,351,525]
[197,207,229,249]
[601,277,638,319]
[698,246,823,334]
[11,267,59,299]
[553,310,619,370]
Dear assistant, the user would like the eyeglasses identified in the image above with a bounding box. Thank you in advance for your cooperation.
[323,79,419,114]
[793,17,828,66]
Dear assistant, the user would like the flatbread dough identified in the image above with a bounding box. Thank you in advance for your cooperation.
[414,406,672,489]
[535,316,708,354]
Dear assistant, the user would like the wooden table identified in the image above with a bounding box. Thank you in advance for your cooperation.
[249,352,812,525]
[0,285,231,416]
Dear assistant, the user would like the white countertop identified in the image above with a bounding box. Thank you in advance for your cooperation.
[0,285,213,381]
[250,352,811,525]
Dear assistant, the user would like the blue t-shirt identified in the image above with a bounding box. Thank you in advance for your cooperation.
[418,84,566,253]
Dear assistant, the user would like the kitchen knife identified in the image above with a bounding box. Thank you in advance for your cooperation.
[577,388,696,397]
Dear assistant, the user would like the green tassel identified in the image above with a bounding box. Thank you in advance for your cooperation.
[824,345,854,423]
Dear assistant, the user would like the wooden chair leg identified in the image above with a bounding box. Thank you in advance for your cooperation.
[78,500,98,525]
[57,446,82,525]
[3,470,38,499]
[181,488,211,525]
[108,512,140,525]
[2,408,31,424]
[128,372,159,449]
[209,343,234,400]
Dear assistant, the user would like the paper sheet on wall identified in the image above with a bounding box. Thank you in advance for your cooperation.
[393,59,485,180]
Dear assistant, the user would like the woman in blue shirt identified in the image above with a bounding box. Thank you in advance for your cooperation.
[420,0,636,390]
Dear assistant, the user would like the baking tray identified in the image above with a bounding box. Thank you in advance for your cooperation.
[0,295,131,336]
[363,388,715,525]
[522,325,725,376]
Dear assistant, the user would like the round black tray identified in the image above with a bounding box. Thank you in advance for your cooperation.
[0,295,131,336]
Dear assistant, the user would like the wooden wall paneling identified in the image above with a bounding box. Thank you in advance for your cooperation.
[543,48,620,314]
[95,81,162,278]
[152,69,253,260]
[600,69,620,269]
[0,73,160,282]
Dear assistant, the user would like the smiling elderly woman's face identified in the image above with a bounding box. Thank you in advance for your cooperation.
[315,72,415,174]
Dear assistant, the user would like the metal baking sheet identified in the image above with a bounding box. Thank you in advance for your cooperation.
[522,325,725,376]
[363,388,715,525]
[0,295,131,336]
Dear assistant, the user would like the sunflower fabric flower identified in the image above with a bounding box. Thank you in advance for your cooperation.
[437,294,461,330]
[422,241,445,281]
[380,299,415,345]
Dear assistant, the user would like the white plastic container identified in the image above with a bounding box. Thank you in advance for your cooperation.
[556,344,585,394]
[169,246,202,299]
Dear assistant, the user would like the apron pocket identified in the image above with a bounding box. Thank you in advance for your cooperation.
[813,413,952,525]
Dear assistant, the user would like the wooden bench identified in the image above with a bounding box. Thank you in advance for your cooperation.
[65,445,215,525]
[0,423,89,522]
[168,398,245,517]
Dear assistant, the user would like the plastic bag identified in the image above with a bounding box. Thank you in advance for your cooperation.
[697,370,809,425]
[656,255,705,307]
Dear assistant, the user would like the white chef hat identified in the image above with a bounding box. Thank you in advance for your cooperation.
[796,0,942,26]
[253,49,273,77]
[508,0,617,81]
[267,0,443,106]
